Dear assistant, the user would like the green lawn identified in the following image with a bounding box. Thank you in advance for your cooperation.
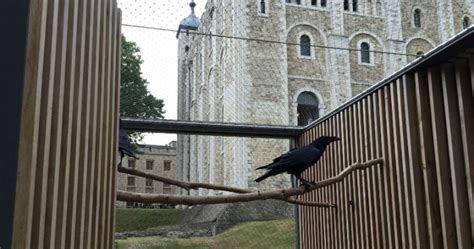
[116,218,296,249]
[116,208,183,233]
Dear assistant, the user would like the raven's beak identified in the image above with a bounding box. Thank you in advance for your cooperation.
[331,137,341,142]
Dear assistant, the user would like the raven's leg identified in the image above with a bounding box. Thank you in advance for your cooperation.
[294,173,315,187]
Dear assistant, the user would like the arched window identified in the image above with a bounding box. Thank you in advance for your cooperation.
[463,16,471,29]
[344,0,349,10]
[297,92,319,126]
[300,35,311,57]
[352,0,358,12]
[360,42,370,63]
[414,9,421,28]
[260,0,266,14]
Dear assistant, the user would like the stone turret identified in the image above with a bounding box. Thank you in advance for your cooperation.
[176,1,201,194]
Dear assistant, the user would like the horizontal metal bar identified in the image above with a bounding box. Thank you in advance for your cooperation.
[122,118,304,139]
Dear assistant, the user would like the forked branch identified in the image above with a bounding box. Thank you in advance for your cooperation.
[117,158,383,207]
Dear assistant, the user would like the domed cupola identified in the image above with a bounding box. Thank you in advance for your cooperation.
[177,1,200,38]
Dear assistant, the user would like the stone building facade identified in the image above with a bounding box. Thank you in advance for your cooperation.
[117,142,177,208]
[176,0,472,195]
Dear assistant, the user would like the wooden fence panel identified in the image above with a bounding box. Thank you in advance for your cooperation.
[297,30,474,248]
[11,0,121,248]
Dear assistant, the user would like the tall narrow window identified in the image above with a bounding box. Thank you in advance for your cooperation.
[146,160,154,170]
[208,32,213,51]
[260,0,266,14]
[311,0,317,6]
[344,0,349,10]
[128,159,135,168]
[414,9,421,28]
[297,92,319,126]
[321,0,326,7]
[145,179,153,187]
[300,35,311,57]
[296,0,301,4]
[145,179,153,193]
[352,0,358,12]
[164,160,171,171]
[286,0,291,3]
[127,176,135,186]
[360,42,370,63]
[463,16,471,29]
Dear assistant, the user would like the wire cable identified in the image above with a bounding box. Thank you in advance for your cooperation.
[122,23,418,57]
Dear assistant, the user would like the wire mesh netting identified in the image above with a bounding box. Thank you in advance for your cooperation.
[115,0,473,246]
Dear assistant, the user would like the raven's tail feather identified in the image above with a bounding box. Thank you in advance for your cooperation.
[255,170,275,182]
[255,174,269,182]
[256,165,270,170]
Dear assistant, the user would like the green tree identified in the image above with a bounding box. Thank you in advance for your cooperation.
[120,35,165,141]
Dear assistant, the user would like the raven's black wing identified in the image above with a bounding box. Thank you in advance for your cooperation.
[256,145,316,170]
[118,120,137,159]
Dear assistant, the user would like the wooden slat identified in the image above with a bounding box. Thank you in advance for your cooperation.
[455,59,474,243]
[12,0,48,247]
[342,109,351,249]
[56,0,79,247]
[393,79,411,249]
[110,9,122,245]
[403,73,429,248]
[354,102,362,249]
[387,83,402,249]
[373,92,386,248]
[361,98,372,249]
[441,63,472,248]
[365,95,378,249]
[415,70,442,249]
[75,0,94,246]
[44,0,69,247]
[335,113,344,249]
[101,0,113,247]
[348,105,356,249]
[85,0,101,245]
[427,67,457,249]
[30,0,60,247]
[65,0,87,246]
[356,101,367,249]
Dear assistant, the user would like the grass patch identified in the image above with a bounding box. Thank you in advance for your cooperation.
[116,208,182,233]
[116,218,295,249]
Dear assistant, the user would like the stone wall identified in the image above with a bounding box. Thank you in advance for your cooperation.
[176,0,472,196]
[117,143,177,207]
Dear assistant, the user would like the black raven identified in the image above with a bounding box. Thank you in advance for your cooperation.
[255,136,340,184]
[118,119,138,167]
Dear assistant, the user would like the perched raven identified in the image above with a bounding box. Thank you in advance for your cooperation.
[255,136,340,184]
[118,119,138,167]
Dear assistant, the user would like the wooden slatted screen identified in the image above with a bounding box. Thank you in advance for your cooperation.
[297,44,474,248]
[11,0,121,248]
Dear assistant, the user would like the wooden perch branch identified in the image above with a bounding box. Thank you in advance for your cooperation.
[119,166,334,207]
[118,166,250,194]
[117,158,383,207]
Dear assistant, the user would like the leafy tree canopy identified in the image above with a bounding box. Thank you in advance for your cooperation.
[121,35,165,141]
[121,35,165,119]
